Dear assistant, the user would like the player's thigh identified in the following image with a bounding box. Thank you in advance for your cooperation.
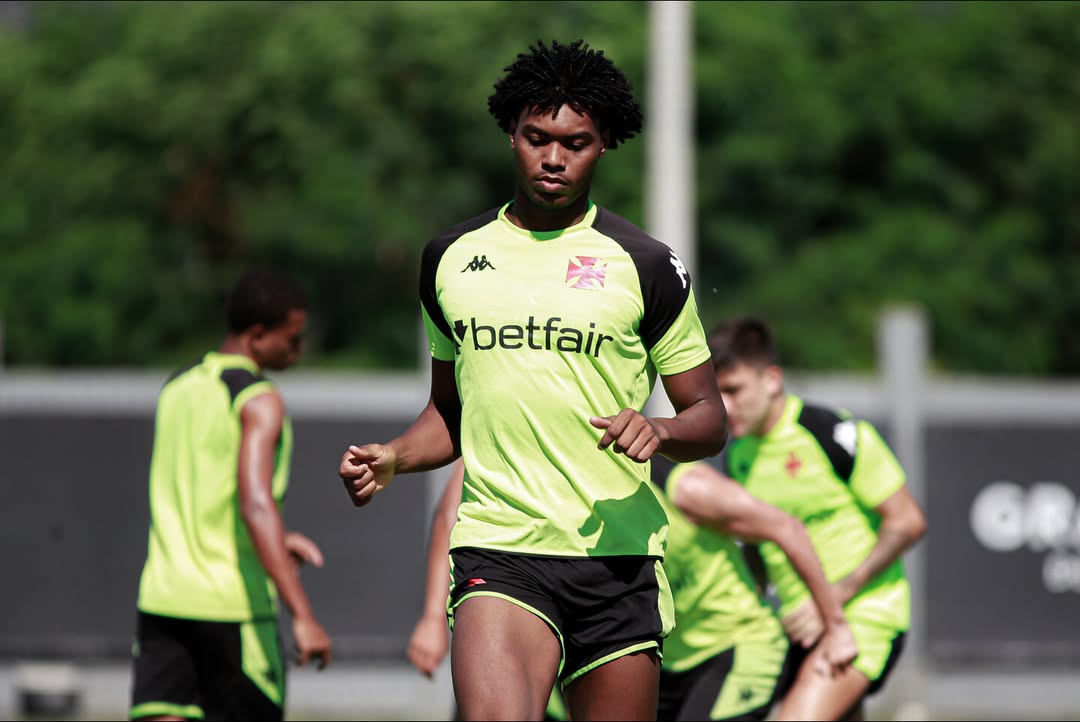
[129,611,203,721]
[774,645,870,722]
[451,595,562,720]
[565,648,660,722]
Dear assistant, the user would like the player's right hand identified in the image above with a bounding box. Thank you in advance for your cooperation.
[339,443,397,507]
[292,615,332,670]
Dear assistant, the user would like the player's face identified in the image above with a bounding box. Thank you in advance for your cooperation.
[714,362,783,438]
[252,308,307,371]
[510,104,607,211]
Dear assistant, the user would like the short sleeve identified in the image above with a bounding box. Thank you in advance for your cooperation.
[849,421,907,509]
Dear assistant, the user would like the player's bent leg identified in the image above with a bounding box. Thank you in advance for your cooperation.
[772,644,870,722]
[565,648,661,721]
[451,595,562,721]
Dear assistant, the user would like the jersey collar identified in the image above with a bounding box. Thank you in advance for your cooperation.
[497,201,597,242]
[762,394,802,440]
[204,350,260,374]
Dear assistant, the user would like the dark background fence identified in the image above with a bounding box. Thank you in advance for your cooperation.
[3,311,1080,719]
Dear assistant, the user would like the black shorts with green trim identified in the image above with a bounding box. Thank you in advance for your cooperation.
[129,610,284,721]
[658,640,798,721]
[447,547,672,687]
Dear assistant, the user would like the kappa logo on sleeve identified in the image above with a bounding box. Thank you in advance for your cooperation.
[833,420,857,457]
[669,251,688,289]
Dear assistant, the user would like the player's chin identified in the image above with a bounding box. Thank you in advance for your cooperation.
[529,187,574,208]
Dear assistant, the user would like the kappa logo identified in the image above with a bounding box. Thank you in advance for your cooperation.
[461,255,496,272]
[833,419,857,456]
[464,577,487,588]
[566,256,607,290]
[669,251,688,289]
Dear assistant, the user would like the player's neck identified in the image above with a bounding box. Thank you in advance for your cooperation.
[756,395,788,437]
[219,336,258,368]
[506,192,591,233]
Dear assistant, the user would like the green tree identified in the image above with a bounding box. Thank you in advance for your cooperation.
[1,1,1078,376]
[0,0,647,369]
[694,0,1080,374]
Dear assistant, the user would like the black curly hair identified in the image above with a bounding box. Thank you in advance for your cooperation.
[225,269,307,334]
[487,39,643,149]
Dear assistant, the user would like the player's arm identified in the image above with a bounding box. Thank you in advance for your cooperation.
[674,465,850,641]
[239,392,331,668]
[407,460,465,678]
[341,357,460,507]
[834,484,927,604]
[592,360,727,463]
[656,360,729,461]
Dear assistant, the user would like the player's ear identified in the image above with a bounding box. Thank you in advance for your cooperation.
[762,365,784,397]
[599,129,610,158]
[508,121,517,149]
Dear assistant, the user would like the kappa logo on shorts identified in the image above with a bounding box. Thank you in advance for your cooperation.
[464,577,487,587]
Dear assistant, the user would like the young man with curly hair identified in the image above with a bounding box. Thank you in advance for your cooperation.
[339,39,728,720]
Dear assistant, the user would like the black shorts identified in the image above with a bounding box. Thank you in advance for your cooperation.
[447,547,673,686]
[129,610,285,720]
[658,640,798,721]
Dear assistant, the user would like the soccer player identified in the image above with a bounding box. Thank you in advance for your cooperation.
[130,270,332,721]
[707,317,927,721]
[340,39,728,720]
[650,454,857,721]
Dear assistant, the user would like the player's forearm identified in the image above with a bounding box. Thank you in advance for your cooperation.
[835,525,920,603]
[389,401,460,474]
[242,499,316,620]
[773,515,847,627]
[421,508,454,617]
[655,398,728,462]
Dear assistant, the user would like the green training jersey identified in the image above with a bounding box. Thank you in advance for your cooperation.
[726,395,910,630]
[421,202,710,557]
[137,351,292,622]
[651,457,784,672]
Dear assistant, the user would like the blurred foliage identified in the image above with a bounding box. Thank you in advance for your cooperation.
[0,0,1077,375]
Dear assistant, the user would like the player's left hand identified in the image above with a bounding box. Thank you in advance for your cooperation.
[407,612,450,679]
[284,531,325,574]
[814,620,858,678]
[781,599,825,649]
[590,409,663,462]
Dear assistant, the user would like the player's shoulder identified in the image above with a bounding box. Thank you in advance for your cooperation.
[792,396,860,480]
[425,207,502,251]
[591,205,671,256]
[220,366,273,405]
[795,398,852,432]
